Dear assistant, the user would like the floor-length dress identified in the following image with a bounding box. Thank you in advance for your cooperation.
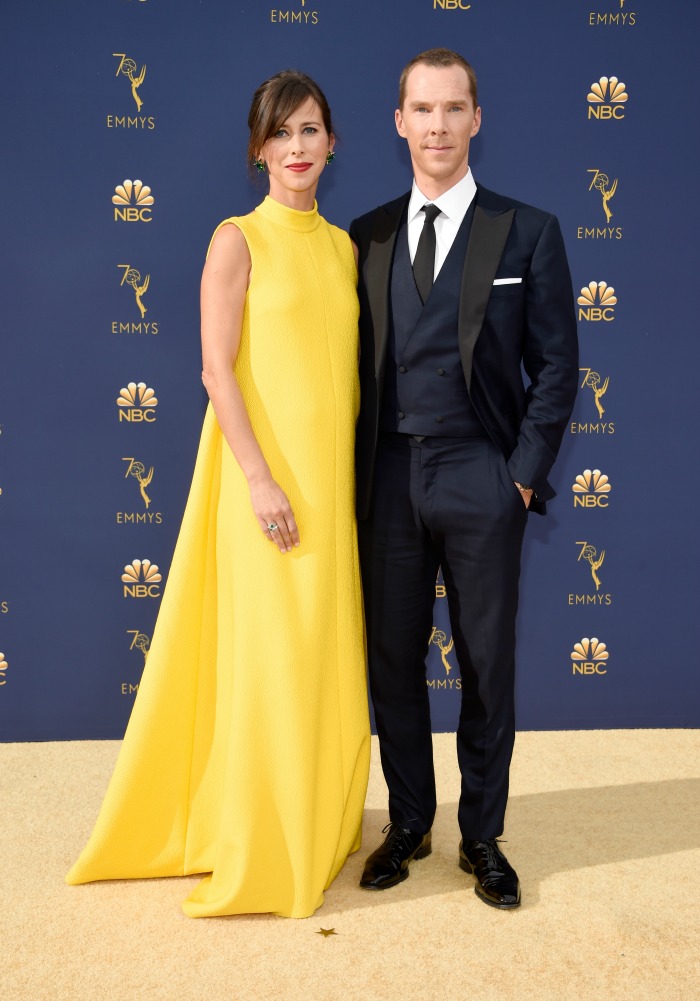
[66,196,371,918]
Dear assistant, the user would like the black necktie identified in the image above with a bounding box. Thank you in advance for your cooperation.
[412,203,442,304]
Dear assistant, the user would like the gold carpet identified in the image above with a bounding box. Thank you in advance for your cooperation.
[3,730,698,1001]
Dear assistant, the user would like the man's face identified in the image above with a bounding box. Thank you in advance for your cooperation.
[395,64,481,195]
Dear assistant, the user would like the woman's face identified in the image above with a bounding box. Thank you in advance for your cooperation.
[261,97,333,208]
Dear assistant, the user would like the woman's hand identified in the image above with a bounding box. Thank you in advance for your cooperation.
[249,475,300,553]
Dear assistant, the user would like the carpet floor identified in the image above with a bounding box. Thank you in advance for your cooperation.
[2,730,698,1001]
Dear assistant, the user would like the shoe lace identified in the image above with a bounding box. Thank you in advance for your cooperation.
[381,822,420,864]
[483,840,501,869]
[469,838,507,872]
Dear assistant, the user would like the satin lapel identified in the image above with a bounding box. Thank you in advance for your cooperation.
[365,197,407,378]
[458,205,515,389]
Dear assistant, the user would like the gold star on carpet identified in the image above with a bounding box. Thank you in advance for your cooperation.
[316,928,337,937]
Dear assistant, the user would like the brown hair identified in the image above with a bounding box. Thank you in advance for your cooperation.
[247,70,334,166]
[398,48,478,110]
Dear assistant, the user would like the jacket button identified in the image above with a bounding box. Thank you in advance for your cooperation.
[398,365,407,374]
[398,411,406,420]
[435,416,444,424]
[437,368,445,376]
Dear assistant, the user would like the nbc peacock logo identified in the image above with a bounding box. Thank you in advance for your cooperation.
[571,637,609,676]
[117,382,158,423]
[587,76,628,119]
[578,281,617,322]
[122,559,162,598]
[113,179,154,222]
[572,469,611,508]
[0,652,7,686]
[432,0,472,9]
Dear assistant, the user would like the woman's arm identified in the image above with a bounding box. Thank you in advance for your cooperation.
[200,223,300,553]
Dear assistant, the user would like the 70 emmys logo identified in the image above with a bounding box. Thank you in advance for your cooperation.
[0,652,7,686]
[430,627,455,674]
[117,382,158,422]
[127,629,150,664]
[576,541,606,592]
[588,0,636,26]
[579,368,609,420]
[588,170,618,223]
[113,179,154,222]
[568,540,611,606]
[123,457,154,507]
[122,559,162,598]
[122,631,150,695]
[270,0,319,24]
[118,265,150,318]
[113,53,146,110]
[587,76,628,119]
[427,626,461,690]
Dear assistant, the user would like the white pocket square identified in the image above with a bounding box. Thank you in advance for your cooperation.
[492,277,522,285]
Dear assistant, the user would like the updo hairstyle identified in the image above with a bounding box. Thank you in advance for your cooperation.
[247,70,334,167]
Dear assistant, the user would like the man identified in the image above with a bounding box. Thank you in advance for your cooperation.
[350,49,578,908]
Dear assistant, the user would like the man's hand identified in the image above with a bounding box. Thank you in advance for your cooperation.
[514,482,533,509]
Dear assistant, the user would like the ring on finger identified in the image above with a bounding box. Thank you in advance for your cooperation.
[267,522,279,532]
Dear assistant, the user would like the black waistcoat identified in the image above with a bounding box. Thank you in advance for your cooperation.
[380,201,485,436]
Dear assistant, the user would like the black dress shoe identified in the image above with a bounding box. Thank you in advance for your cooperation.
[459,839,521,909]
[360,823,432,890]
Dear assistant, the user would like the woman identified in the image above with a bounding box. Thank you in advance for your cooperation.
[67,71,370,919]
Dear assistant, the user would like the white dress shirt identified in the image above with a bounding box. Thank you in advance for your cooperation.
[407,169,477,281]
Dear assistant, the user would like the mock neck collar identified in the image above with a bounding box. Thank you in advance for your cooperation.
[255,195,321,232]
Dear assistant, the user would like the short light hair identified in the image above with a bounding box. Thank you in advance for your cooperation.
[398,48,478,110]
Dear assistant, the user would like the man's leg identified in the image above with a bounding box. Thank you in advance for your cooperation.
[425,437,525,907]
[358,434,441,835]
[432,438,526,840]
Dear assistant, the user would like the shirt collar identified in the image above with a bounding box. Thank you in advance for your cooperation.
[407,168,477,223]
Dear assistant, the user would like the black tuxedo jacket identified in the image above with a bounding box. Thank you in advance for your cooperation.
[349,183,579,517]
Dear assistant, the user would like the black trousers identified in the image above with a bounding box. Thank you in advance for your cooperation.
[358,432,528,841]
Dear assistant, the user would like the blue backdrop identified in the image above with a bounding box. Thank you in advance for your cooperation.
[2,0,699,739]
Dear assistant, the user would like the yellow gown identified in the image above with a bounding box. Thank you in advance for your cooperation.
[67,196,371,918]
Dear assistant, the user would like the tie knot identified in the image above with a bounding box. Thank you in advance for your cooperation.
[422,203,442,225]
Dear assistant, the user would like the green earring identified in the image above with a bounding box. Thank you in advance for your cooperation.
[325,151,335,165]
[253,158,266,172]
